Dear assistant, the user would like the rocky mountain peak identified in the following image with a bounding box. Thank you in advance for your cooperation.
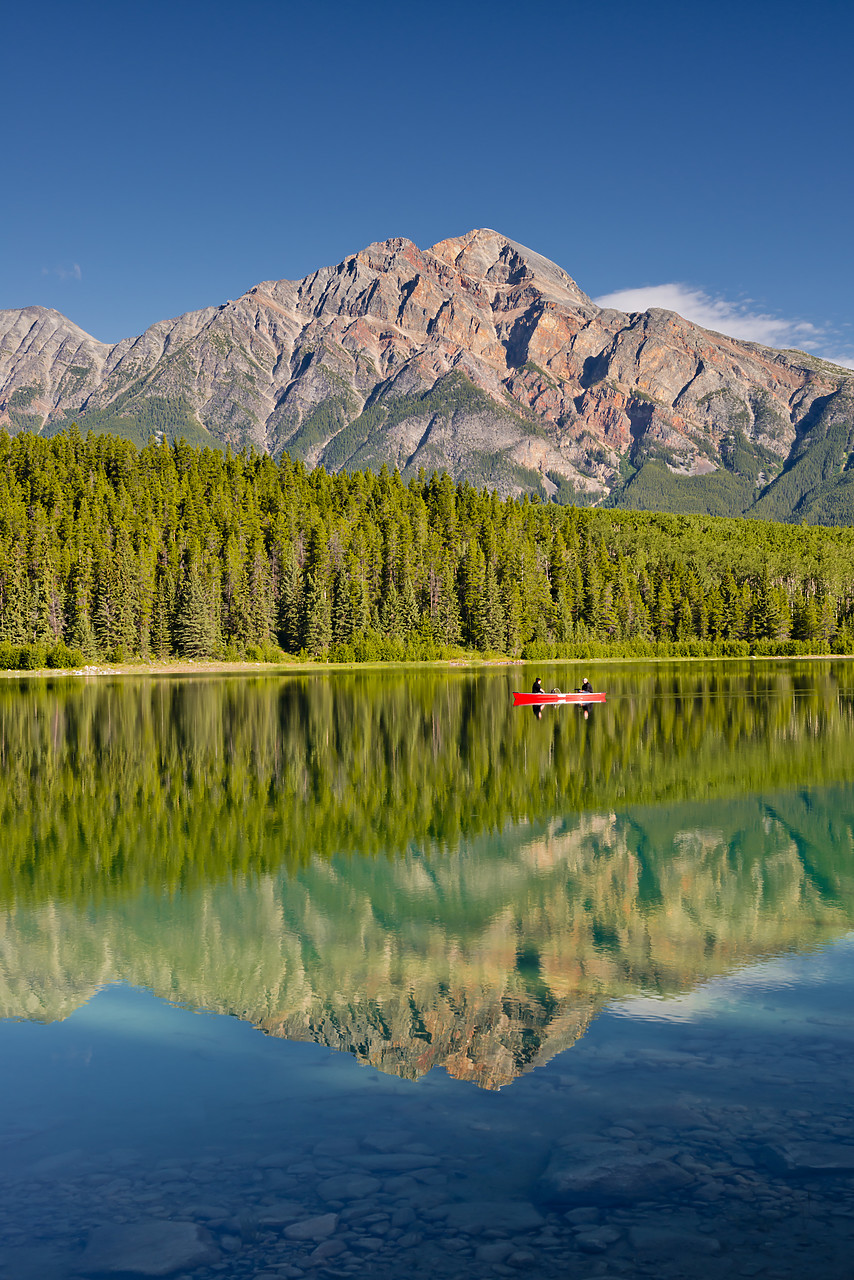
[1,231,852,521]
[0,304,108,354]
[429,228,594,308]
[0,306,110,423]
[354,235,426,274]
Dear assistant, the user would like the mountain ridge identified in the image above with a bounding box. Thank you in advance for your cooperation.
[2,228,852,521]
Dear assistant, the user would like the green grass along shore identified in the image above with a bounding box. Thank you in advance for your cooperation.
[3,639,853,679]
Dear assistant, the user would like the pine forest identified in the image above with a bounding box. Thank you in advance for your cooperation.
[3,427,854,669]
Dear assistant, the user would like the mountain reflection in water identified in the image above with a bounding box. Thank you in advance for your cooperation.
[2,663,854,1089]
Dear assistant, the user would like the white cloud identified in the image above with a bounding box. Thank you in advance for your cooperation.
[593,281,821,349]
[594,281,854,370]
[609,936,853,1024]
[42,263,82,282]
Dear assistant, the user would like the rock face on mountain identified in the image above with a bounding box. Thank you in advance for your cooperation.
[1,228,852,517]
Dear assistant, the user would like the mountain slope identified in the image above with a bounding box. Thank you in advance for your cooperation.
[1,229,852,519]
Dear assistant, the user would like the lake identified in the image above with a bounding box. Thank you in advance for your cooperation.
[1,662,853,1279]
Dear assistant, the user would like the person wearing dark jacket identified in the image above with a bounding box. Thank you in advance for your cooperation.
[530,676,544,719]
[579,677,593,694]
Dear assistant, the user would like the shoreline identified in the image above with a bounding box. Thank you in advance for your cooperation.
[2,652,852,680]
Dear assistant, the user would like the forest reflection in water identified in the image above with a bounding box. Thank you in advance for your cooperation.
[2,661,854,1089]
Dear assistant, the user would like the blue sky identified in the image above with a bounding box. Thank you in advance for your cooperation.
[4,0,853,364]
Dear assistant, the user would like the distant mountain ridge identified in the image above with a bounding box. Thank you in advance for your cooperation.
[2,228,853,522]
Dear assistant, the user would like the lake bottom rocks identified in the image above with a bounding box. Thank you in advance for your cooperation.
[3,1093,854,1280]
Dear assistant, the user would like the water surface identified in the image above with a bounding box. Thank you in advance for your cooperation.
[1,663,853,1278]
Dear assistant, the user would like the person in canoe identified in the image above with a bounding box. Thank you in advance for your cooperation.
[577,677,593,695]
[531,676,544,719]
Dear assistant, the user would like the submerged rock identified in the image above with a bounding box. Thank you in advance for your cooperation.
[540,1141,696,1205]
[575,1225,622,1252]
[317,1173,381,1201]
[283,1211,339,1241]
[440,1199,545,1234]
[756,1141,854,1175]
[629,1225,722,1255]
[79,1219,220,1276]
[254,1198,306,1225]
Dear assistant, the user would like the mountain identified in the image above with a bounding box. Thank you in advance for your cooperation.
[1,228,852,520]
[3,796,853,1090]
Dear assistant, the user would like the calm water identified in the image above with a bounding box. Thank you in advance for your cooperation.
[1,662,854,1279]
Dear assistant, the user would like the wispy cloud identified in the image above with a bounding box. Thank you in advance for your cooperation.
[593,282,822,349]
[42,263,82,282]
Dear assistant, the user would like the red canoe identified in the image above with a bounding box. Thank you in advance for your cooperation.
[513,691,606,706]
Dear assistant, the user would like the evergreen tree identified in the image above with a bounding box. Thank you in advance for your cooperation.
[278,544,304,653]
[598,583,620,638]
[150,563,173,658]
[174,553,215,658]
[66,557,96,657]
[396,549,420,636]
[653,574,674,640]
[0,546,28,643]
[459,542,486,649]
[245,542,274,648]
[501,576,523,654]
[481,561,504,651]
[433,560,462,646]
[300,521,331,654]
[331,565,354,645]
[303,567,332,655]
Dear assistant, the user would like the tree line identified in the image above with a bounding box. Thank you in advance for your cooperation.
[3,426,854,667]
